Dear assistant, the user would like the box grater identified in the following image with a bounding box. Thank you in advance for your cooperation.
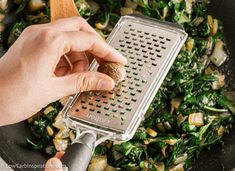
[60,15,187,171]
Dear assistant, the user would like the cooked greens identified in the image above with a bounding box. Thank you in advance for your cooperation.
[1,0,235,170]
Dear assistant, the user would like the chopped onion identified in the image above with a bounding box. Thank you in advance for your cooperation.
[46,126,54,136]
[174,153,188,165]
[146,128,157,137]
[155,162,165,171]
[212,73,225,90]
[120,7,134,16]
[53,139,68,151]
[0,0,7,10]
[88,156,108,171]
[164,138,180,146]
[192,17,204,26]
[28,0,46,12]
[188,112,204,127]
[125,0,138,9]
[209,39,228,67]
[186,38,194,52]
[169,163,185,171]
[185,0,195,14]
[43,106,55,115]
[55,128,70,139]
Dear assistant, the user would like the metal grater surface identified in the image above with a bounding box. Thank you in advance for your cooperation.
[63,15,187,141]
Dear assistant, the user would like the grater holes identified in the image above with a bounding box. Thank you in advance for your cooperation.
[118,105,124,109]
[104,106,109,110]
[142,50,147,53]
[154,43,159,47]
[126,41,131,44]
[126,107,132,111]
[130,28,135,31]
[152,62,157,66]
[138,63,144,67]
[133,42,139,46]
[148,47,153,50]
[147,41,152,45]
[139,35,144,38]
[120,44,125,47]
[96,104,101,108]
[162,46,166,49]
[82,106,87,110]
[157,54,162,58]
[130,61,136,65]
[97,110,101,114]
[141,45,146,48]
[151,34,157,37]
[75,109,79,112]
[125,36,130,39]
[89,108,95,112]
[131,98,137,102]
[105,113,111,116]
[134,47,139,51]
[137,30,142,33]
[155,49,160,52]
[130,92,136,96]
[120,111,125,115]
[132,38,137,41]
[159,36,164,39]
[131,33,136,36]
[112,109,117,112]
[133,72,138,76]
[144,32,150,35]
[137,58,142,61]
[160,41,165,44]
[121,49,126,52]
[150,57,155,61]
[81,100,86,104]
[139,39,144,43]
[153,39,158,42]
[124,31,129,34]
[149,52,154,55]
[119,39,124,42]
[143,55,148,58]
[166,38,171,41]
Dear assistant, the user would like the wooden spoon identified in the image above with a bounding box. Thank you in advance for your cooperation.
[50,0,80,21]
[50,0,80,70]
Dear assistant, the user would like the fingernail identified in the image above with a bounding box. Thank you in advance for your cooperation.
[49,158,62,169]
[98,79,115,90]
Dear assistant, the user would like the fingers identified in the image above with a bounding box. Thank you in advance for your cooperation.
[56,31,127,65]
[53,71,115,97]
[41,17,98,36]
[44,157,63,171]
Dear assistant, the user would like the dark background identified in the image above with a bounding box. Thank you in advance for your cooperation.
[0,0,235,170]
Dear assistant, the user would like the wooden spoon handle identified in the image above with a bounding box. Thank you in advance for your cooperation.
[50,0,80,21]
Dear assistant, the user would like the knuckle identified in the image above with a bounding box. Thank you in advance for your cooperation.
[78,73,92,92]
[76,16,86,24]
[23,25,39,35]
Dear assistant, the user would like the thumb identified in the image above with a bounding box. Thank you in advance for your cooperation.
[55,71,115,96]
[44,157,63,171]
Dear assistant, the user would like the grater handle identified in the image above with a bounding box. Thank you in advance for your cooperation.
[61,132,96,171]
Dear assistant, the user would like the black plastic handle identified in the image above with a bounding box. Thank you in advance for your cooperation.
[61,132,96,171]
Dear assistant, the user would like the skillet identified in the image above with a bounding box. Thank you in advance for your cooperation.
[0,0,234,170]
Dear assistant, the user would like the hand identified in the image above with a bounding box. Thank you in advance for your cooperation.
[44,152,64,171]
[0,17,127,125]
